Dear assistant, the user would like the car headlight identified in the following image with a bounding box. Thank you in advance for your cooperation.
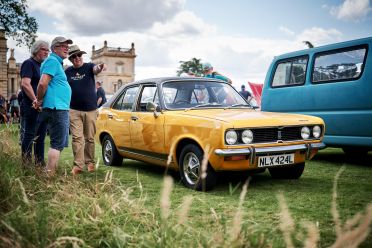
[242,129,253,144]
[226,130,238,145]
[301,126,310,139]
[312,125,321,138]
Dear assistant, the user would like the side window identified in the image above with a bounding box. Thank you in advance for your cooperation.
[312,47,367,83]
[112,86,139,111]
[137,85,157,111]
[272,56,308,87]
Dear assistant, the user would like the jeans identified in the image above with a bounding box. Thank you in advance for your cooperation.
[20,103,47,165]
[38,109,69,151]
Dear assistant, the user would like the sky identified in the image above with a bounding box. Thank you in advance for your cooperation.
[6,0,372,89]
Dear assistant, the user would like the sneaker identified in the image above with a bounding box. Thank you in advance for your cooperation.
[87,163,95,173]
[72,166,83,175]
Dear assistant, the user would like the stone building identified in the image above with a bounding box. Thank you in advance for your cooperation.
[0,29,21,98]
[91,40,136,94]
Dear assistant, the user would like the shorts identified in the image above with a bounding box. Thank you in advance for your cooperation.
[39,109,69,151]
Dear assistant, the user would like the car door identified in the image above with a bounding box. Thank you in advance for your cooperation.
[129,84,166,156]
[108,85,140,151]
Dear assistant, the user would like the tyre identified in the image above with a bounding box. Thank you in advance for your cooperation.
[342,147,370,156]
[269,163,305,179]
[102,135,123,166]
[179,144,217,191]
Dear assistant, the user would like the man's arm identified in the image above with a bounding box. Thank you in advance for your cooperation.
[21,77,37,102]
[34,74,52,109]
[97,89,103,106]
[93,63,107,75]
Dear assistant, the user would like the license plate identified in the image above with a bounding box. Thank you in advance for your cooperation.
[258,154,294,167]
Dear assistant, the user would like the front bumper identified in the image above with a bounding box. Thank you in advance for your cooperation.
[215,142,326,164]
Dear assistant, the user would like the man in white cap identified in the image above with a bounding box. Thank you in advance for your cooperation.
[65,45,106,175]
[34,36,73,176]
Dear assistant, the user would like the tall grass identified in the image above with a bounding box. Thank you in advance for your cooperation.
[0,126,371,247]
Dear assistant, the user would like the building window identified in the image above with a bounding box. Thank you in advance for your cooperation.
[117,65,123,74]
[11,78,15,93]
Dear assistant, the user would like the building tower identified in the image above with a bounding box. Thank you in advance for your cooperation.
[91,40,136,94]
[0,29,8,97]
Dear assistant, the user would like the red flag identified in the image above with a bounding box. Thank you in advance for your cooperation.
[248,82,263,107]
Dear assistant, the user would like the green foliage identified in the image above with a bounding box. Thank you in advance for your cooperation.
[0,0,38,48]
[177,58,204,76]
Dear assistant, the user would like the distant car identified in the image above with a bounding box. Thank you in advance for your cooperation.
[96,77,325,190]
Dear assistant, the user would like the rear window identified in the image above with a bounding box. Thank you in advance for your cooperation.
[271,56,308,87]
[312,46,367,83]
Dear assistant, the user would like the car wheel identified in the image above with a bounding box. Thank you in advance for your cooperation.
[102,135,123,166]
[179,144,217,191]
[269,163,305,179]
[342,147,370,156]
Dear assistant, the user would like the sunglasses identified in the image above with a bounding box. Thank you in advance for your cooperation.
[70,53,83,59]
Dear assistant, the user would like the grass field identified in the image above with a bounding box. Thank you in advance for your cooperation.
[0,124,371,247]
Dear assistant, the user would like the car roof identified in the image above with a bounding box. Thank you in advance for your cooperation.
[126,76,227,86]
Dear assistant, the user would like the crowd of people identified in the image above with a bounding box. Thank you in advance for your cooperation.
[10,36,253,177]
[16,36,106,176]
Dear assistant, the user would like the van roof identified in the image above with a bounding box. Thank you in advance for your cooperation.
[274,36,372,60]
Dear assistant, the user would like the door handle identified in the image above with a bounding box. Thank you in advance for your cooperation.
[131,116,138,121]
[108,114,113,119]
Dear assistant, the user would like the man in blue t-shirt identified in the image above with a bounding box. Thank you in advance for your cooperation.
[65,45,106,175]
[34,36,73,176]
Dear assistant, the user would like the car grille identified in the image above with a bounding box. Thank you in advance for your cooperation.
[235,126,322,144]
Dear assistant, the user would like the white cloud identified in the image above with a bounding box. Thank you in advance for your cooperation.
[28,0,186,35]
[330,0,372,22]
[279,26,295,36]
[296,27,343,46]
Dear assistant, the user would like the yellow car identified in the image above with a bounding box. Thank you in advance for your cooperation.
[96,77,325,190]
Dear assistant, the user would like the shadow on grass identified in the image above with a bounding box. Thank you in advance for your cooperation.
[108,158,331,195]
[313,148,372,167]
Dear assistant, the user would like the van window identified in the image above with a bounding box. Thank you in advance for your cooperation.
[271,56,308,87]
[312,46,367,83]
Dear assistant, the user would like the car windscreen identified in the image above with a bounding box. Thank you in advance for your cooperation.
[162,81,249,109]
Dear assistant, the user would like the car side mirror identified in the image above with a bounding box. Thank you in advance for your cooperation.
[146,101,161,117]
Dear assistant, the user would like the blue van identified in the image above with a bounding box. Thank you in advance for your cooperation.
[261,37,372,154]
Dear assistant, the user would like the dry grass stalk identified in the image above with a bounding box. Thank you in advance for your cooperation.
[166,142,176,167]
[229,179,250,243]
[277,193,295,248]
[0,220,24,246]
[160,175,173,220]
[332,166,345,237]
[15,178,29,205]
[177,195,193,226]
[201,144,210,180]
[302,221,319,248]
[46,236,86,248]
[330,204,372,248]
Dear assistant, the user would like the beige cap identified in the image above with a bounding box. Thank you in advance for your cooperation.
[51,36,73,48]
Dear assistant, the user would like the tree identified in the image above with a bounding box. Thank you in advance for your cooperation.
[177,58,204,76]
[303,41,314,48]
[0,0,38,48]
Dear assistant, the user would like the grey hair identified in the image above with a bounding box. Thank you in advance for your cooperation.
[31,40,49,57]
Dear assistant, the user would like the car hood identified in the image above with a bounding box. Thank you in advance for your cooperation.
[179,109,323,127]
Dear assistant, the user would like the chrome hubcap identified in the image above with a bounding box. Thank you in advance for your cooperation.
[103,140,113,163]
[182,152,200,185]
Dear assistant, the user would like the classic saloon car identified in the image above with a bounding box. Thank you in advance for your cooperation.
[96,77,325,190]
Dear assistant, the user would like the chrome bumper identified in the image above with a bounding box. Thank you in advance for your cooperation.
[215,142,326,163]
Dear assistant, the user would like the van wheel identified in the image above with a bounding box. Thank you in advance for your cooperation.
[102,135,123,166]
[179,144,217,191]
[342,147,370,156]
[269,163,305,179]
